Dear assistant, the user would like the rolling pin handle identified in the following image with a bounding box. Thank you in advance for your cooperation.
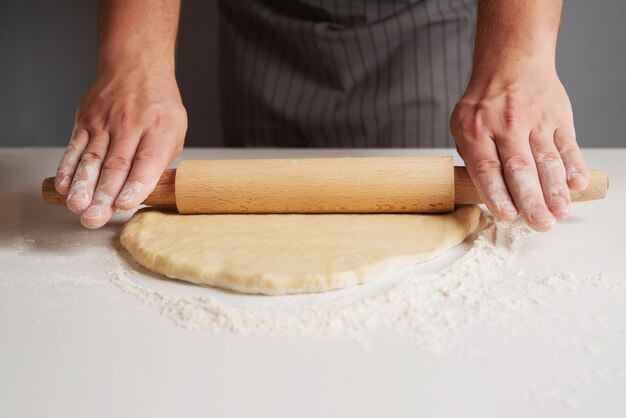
[453,166,608,204]
[41,168,178,209]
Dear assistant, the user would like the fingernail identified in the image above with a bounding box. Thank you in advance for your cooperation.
[549,196,569,217]
[83,205,104,219]
[530,210,556,228]
[566,167,588,186]
[501,201,517,214]
[570,172,587,186]
[117,181,144,205]
[80,215,106,229]
[498,201,518,220]
[56,173,71,187]
[67,189,89,203]
[82,191,114,219]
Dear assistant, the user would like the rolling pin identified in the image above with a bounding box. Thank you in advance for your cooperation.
[41,156,608,214]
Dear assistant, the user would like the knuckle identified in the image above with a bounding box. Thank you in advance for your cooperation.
[449,106,463,134]
[535,150,561,165]
[81,151,104,164]
[117,110,139,130]
[472,158,502,176]
[134,148,164,164]
[151,114,174,133]
[501,106,519,130]
[503,156,533,173]
[65,141,80,153]
[153,114,168,130]
[151,109,187,134]
[459,115,483,139]
[558,143,580,156]
[102,155,132,172]
[547,183,567,198]
[178,104,188,121]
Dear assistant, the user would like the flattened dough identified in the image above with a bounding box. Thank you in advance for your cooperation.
[120,206,481,295]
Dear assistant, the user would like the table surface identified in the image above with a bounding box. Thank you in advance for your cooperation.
[1,147,625,418]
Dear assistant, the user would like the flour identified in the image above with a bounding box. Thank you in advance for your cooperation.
[66,163,98,204]
[3,204,622,354]
[109,211,581,351]
[109,209,626,353]
[524,367,626,409]
[2,203,625,410]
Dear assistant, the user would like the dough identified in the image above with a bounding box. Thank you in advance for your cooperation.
[120,205,481,295]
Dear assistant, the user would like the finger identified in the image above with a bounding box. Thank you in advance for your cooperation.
[55,127,89,195]
[497,134,555,232]
[530,130,571,220]
[66,131,110,213]
[457,137,518,221]
[80,130,142,229]
[554,127,589,191]
[115,132,177,210]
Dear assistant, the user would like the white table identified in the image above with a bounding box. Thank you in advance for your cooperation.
[1,147,625,418]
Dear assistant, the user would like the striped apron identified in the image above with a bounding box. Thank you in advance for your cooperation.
[218,0,476,147]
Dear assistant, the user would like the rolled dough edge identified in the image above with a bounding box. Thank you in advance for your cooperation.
[120,206,482,295]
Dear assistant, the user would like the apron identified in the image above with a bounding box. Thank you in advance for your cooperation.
[218,0,476,147]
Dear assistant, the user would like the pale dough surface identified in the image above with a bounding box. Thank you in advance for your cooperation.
[120,206,481,295]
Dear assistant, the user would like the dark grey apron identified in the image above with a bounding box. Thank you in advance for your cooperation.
[218,0,476,147]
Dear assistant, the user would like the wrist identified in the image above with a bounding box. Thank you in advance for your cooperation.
[470,52,557,86]
[97,45,175,78]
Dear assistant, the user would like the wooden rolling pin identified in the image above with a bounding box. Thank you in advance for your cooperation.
[41,156,608,214]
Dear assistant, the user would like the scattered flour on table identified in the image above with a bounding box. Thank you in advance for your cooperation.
[2,209,624,354]
[108,212,626,352]
[523,367,626,409]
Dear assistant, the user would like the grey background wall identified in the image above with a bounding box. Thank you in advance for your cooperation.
[0,0,624,147]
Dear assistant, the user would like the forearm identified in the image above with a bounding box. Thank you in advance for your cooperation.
[97,0,181,73]
[472,0,562,79]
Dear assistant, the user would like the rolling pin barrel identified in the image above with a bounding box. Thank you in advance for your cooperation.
[175,157,454,214]
[41,156,608,213]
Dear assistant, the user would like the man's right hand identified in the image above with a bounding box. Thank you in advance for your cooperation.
[54,62,187,229]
